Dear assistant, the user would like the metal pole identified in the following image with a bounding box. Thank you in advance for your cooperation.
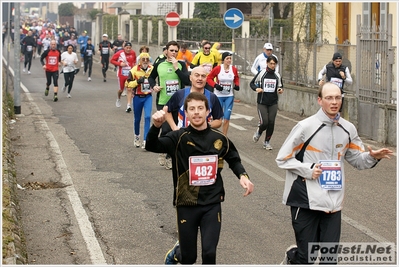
[14,2,21,114]
[6,2,11,94]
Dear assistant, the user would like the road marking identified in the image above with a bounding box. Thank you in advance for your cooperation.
[3,57,107,264]
[239,153,285,182]
[229,122,246,131]
[230,113,254,121]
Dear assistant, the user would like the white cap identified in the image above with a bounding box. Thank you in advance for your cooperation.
[102,34,108,37]
[263,43,273,50]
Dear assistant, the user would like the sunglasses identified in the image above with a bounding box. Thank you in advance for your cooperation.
[203,47,211,50]
[169,49,179,53]
[141,58,149,61]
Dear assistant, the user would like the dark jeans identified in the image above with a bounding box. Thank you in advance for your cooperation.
[176,203,222,264]
[289,207,341,264]
[84,57,93,77]
[256,103,278,142]
[101,55,109,78]
[63,71,75,93]
[24,51,33,70]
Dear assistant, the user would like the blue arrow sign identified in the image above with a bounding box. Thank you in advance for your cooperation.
[223,8,244,29]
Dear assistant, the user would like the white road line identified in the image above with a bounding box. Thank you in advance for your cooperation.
[4,56,107,265]
[342,215,396,252]
[239,153,285,182]
[229,122,246,131]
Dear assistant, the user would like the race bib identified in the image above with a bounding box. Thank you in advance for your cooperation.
[263,78,276,92]
[330,77,343,89]
[121,67,130,76]
[188,155,218,186]
[26,45,33,52]
[318,160,342,190]
[165,80,179,96]
[48,56,57,65]
[86,49,93,56]
[220,81,232,95]
[141,80,151,92]
[102,47,109,54]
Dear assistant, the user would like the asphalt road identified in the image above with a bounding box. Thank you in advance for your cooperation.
[3,47,397,265]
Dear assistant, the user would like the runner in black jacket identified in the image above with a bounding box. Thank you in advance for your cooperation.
[146,92,254,265]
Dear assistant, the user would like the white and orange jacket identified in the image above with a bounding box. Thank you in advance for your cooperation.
[276,108,379,213]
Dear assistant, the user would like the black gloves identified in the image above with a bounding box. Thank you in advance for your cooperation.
[215,84,223,91]
[234,85,240,91]
[137,76,145,84]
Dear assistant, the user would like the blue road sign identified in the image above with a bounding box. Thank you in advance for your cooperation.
[223,8,244,29]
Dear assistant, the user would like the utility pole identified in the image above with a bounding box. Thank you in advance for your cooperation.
[14,2,21,114]
[268,5,274,42]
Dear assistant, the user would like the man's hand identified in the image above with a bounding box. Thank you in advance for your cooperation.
[153,85,162,92]
[239,176,254,196]
[234,85,240,91]
[137,76,145,84]
[368,146,394,160]
[312,163,322,179]
[152,110,166,128]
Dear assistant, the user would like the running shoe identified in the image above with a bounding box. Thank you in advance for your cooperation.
[280,245,297,265]
[62,86,66,92]
[253,128,261,143]
[116,99,121,108]
[45,88,49,96]
[103,78,106,82]
[164,241,179,264]
[264,141,273,150]
[67,94,71,98]
[158,154,166,166]
[134,135,140,148]
[165,156,172,170]
[53,95,58,102]
[126,105,132,113]
[23,68,26,73]
[28,71,31,74]
[141,141,146,149]
[121,89,127,96]
[81,62,84,68]
[88,77,91,81]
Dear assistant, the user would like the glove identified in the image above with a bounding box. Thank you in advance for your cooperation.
[137,76,145,84]
[215,84,223,91]
[234,85,240,91]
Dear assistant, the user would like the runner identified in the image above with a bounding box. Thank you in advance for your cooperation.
[40,39,62,102]
[21,30,37,74]
[61,44,79,98]
[81,38,95,81]
[110,42,137,112]
[148,40,190,169]
[99,34,112,82]
[125,52,154,148]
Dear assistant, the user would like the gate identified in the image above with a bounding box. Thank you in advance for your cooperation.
[356,14,395,140]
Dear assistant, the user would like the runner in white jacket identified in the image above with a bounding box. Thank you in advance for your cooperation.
[276,82,393,265]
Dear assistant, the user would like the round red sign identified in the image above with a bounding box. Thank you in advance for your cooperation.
[165,11,180,27]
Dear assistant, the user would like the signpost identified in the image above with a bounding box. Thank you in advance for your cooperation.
[165,11,180,42]
[223,8,244,29]
[223,8,244,54]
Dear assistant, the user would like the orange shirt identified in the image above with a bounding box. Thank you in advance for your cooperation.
[176,50,194,68]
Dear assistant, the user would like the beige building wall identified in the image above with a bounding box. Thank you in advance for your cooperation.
[294,2,397,46]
